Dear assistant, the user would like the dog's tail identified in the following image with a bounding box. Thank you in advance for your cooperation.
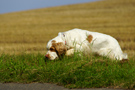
[122,53,128,60]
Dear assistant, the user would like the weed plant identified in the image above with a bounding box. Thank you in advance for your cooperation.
[0,53,135,89]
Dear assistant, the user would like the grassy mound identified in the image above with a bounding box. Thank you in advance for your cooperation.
[0,53,134,89]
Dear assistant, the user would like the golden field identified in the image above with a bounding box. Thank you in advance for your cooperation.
[0,0,135,58]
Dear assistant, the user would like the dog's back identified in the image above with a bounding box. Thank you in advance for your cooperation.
[62,28,128,60]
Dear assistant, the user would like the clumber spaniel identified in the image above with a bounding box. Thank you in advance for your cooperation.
[45,28,128,60]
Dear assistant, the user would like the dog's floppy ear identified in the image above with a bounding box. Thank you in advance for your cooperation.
[54,42,67,56]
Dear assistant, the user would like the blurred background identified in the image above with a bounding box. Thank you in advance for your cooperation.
[0,0,135,58]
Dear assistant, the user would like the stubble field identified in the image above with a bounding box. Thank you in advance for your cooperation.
[0,0,135,57]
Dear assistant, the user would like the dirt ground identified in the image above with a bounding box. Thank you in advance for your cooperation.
[0,83,124,90]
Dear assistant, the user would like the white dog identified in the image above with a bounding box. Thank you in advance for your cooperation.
[45,28,128,60]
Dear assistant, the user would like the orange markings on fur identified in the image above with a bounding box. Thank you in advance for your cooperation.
[87,35,93,43]
[51,40,56,43]
[51,40,67,56]
[50,46,56,52]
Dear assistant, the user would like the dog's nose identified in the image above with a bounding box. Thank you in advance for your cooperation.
[45,54,49,59]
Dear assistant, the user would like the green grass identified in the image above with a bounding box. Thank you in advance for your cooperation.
[0,53,135,89]
[0,0,134,89]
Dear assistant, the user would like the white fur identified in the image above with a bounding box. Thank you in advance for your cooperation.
[46,28,128,60]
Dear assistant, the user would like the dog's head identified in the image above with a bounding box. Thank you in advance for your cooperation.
[45,40,67,60]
